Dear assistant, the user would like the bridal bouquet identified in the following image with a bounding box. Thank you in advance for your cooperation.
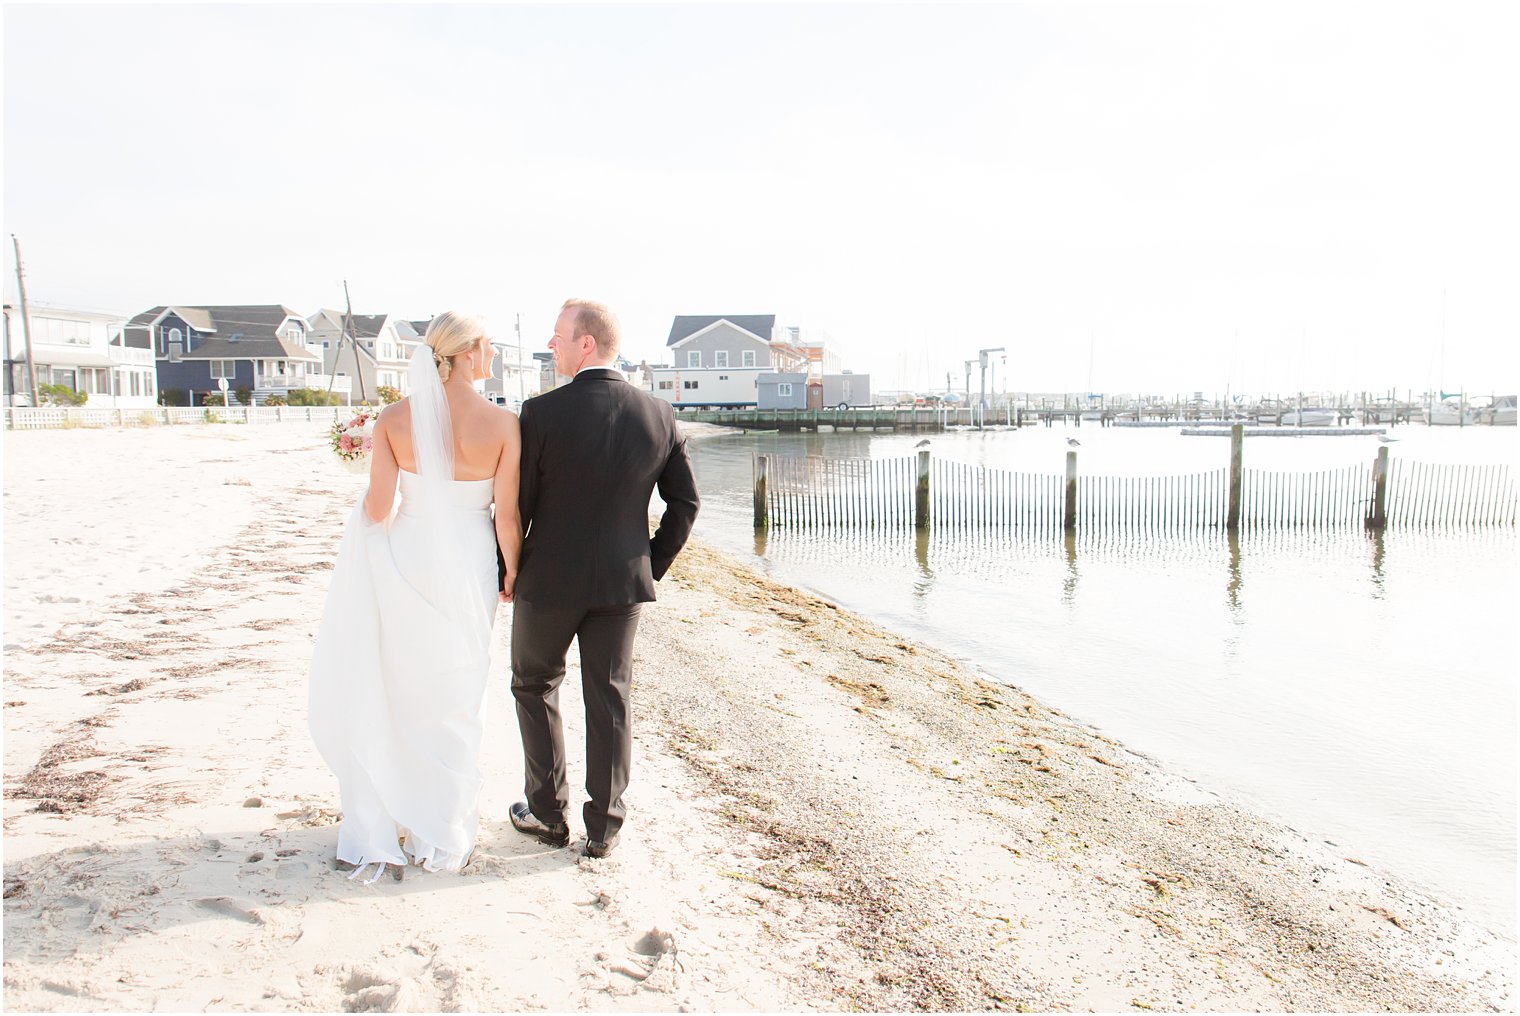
[330,409,378,473]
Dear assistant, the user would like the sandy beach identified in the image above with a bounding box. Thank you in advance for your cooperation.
[3,423,1514,1012]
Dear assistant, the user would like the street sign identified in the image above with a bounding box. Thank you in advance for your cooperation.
[217,377,229,391]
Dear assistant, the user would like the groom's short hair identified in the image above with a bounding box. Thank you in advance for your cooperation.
[561,299,620,359]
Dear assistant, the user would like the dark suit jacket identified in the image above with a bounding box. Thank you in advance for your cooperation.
[507,368,700,609]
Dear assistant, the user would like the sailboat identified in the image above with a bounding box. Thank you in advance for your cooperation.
[1080,333,1104,420]
[1425,393,1476,426]
[1422,290,1475,425]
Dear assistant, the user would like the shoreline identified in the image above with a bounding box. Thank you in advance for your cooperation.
[3,426,1514,1011]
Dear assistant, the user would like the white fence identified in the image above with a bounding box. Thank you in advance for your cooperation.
[4,406,356,431]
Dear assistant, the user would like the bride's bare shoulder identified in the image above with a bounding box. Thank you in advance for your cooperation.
[377,399,410,429]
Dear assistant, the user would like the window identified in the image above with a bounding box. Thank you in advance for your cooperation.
[778,383,793,397]
[718,375,728,381]
[147,374,155,396]
[742,350,756,368]
[683,380,699,390]
[130,372,141,396]
[715,351,729,368]
[658,380,674,390]
[167,327,183,362]
[687,351,701,368]
[210,360,233,379]
[286,326,303,345]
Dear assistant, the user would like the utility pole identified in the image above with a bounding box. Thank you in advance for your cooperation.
[515,313,524,401]
[325,280,366,405]
[11,235,39,407]
[978,346,1005,413]
[344,280,366,405]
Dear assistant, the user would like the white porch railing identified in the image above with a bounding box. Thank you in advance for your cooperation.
[255,373,352,394]
[108,346,155,367]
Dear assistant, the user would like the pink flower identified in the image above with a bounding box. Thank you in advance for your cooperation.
[340,434,354,452]
[362,436,374,451]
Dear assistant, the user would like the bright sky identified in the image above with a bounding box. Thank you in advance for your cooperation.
[4,3,1516,398]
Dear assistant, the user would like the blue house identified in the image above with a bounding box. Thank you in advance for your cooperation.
[124,304,332,405]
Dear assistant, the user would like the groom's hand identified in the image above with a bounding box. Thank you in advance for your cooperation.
[500,572,517,604]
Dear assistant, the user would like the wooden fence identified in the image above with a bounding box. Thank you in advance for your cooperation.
[4,406,354,430]
[754,430,1515,533]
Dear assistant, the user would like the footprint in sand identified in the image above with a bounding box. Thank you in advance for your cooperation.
[192,896,264,925]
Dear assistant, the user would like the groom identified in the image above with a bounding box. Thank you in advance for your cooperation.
[506,299,699,858]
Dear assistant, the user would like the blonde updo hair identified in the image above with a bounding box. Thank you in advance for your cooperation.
[423,311,488,382]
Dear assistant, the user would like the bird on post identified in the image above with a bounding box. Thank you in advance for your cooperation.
[1067,438,1081,447]
[1377,434,1398,443]
[915,439,931,448]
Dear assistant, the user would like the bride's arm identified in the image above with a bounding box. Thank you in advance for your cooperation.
[493,411,524,600]
[364,408,401,523]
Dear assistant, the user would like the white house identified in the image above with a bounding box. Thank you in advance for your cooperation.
[307,309,415,400]
[650,314,849,409]
[652,315,790,408]
[3,302,158,408]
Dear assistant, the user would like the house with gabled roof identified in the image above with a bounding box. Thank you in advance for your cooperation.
[125,304,336,405]
[652,314,823,408]
[306,309,416,400]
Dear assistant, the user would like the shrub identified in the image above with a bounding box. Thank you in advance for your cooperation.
[158,389,190,407]
[287,388,344,407]
[264,395,287,407]
[38,383,87,407]
[375,385,401,405]
[234,387,253,406]
[200,391,231,407]
[205,410,223,424]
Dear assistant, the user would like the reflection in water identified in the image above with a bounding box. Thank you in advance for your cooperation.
[1062,532,1079,606]
[1367,528,1386,600]
[913,528,934,600]
[1226,530,1243,616]
[753,524,768,559]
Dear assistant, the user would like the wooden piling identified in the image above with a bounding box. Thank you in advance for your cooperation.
[915,448,931,530]
[1368,445,1389,529]
[1227,424,1243,531]
[753,455,769,528]
[1064,451,1078,533]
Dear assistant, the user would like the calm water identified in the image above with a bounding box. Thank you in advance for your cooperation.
[671,423,1518,937]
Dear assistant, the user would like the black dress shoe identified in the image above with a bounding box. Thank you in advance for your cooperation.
[583,832,620,859]
[509,802,569,847]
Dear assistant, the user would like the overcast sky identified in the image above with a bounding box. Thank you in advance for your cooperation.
[4,3,1516,396]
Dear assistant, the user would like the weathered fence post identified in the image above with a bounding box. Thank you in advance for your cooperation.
[1227,424,1244,531]
[753,455,769,529]
[1368,445,1389,530]
[1064,450,1078,533]
[915,448,931,530]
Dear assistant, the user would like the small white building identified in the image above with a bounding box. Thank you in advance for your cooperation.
[3,303,158,408]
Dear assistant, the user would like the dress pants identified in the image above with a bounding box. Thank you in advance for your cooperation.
[510,599,641,842]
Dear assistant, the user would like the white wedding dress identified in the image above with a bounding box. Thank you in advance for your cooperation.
[309,346,498,880]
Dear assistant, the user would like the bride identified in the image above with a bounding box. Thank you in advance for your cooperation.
[309,312,522,881]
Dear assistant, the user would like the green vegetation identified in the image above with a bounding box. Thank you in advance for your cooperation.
[286,388,345,407]
[38,383,87,407]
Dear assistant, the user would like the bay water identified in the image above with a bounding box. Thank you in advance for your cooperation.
[670,422,1517,937]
